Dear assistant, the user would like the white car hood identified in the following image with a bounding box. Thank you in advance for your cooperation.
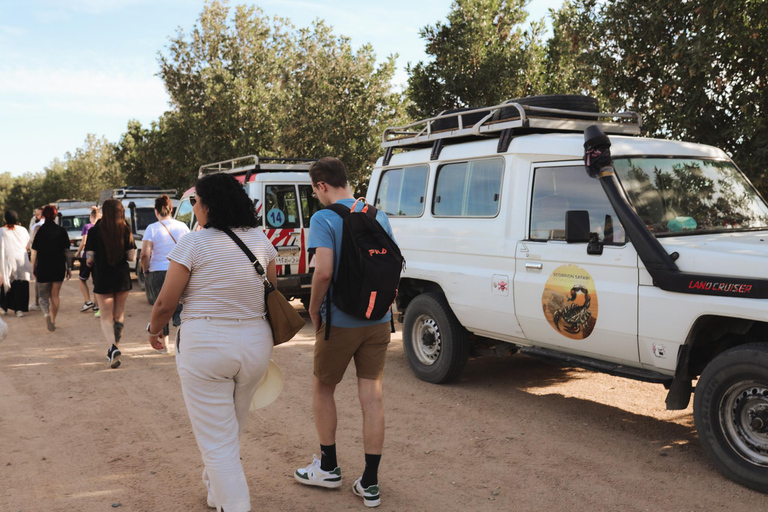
[657,230,768,279]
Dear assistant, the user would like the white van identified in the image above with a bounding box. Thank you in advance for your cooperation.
[366,96,768,492]
[55,200,97,267]
[98,187,179,290]
[176,156,322,308]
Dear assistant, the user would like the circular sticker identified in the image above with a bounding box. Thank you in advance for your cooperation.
[541,264,598,339]
[267,208,285,227]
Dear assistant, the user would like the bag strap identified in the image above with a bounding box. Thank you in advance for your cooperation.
[158,220,177,244]
[220,227,275,293]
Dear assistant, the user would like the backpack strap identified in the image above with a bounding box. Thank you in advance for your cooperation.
[325,203,351,218]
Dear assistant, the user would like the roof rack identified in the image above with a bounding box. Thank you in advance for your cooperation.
[198,155,315,178]
[55,200,96,209]
[382,101,642,152]
[99,188,178,204]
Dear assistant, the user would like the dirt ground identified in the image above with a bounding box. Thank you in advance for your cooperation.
[2,280,768,512]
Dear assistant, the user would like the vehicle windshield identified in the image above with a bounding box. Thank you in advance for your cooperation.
[60,215,91,232]
[125,208,156,232]
[613,157,768,236]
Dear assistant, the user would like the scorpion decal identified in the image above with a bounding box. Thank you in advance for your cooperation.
[552,285,593,336]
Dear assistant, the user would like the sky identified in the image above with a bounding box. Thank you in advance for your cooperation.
[0,0,564,178]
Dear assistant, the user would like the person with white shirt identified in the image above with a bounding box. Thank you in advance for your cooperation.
[140,195,190,353]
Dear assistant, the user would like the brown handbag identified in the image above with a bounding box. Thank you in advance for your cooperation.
[222,228,305,345]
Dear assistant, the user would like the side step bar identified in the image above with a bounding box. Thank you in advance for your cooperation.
[519,346,673,385]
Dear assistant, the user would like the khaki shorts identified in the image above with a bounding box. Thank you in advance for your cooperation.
[314,322,391,385]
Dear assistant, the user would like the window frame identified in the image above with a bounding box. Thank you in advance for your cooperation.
[528,162,628,246]
[374,164,431,218]
[263,183,301,230]
[431,157,505,219]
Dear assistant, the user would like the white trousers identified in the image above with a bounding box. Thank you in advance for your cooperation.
[176,316,273,512]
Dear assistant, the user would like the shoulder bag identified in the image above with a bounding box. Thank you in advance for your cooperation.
[221,227,304,346]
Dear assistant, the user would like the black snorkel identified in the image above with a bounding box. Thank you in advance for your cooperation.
[583,125,768,299]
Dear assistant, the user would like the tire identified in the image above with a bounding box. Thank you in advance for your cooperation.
[496,94,600,121]
[135,250,146,291]
[402,293,469,384]
[693,343,768,493]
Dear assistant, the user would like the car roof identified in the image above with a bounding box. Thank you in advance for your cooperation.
[378,133,730,167]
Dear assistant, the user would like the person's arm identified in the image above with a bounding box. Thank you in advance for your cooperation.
[30,249,37,270]
[140,241,152,273]
[308,247,333,332]
[75,234,87,259]
[267,259,277,288]
[147,261,190,350]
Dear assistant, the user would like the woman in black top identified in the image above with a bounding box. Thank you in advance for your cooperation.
[30,205,71,331]
[85,199,136,369]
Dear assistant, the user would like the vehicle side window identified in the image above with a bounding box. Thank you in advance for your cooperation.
[432,159,503,217]
[265,185,300,229]
[375,165,429,217]
[176,199,195,228]
[299,185,322,227]
[530,166,626,244]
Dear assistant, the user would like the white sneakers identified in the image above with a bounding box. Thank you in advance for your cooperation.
[294,455,342,488]
[352,477,381,508]
[295,455,381,507]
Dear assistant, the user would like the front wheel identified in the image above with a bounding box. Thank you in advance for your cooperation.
[402,293,469,384]
[694,343,768,493]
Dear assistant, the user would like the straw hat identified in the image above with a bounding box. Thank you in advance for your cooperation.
[250,360,284,411]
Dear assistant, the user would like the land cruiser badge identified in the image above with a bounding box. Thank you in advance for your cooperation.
[542,265,598,339]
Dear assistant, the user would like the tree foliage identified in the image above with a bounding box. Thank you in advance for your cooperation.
[405,0,547,119]
[139,1,406,189]
[548,0,768,196]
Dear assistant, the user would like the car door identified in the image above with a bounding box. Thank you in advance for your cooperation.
[513,163,640,365]
[263,184,303,276]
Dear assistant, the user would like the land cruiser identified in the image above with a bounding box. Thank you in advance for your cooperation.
[366,96,768,492]
[176,156,322,308]
[98,187,178,290]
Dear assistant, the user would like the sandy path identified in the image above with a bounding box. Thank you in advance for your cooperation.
[1,279,767,511]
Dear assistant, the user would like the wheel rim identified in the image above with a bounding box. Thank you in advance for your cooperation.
[410,314,441,366]
[719,381,768,466]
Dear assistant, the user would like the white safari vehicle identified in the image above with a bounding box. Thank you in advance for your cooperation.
[176,156,322,308]
[98,187,178,290]
[55,200,97,267]
[366,96,768,492]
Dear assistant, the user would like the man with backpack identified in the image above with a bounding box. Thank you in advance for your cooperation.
[294,157,402,508]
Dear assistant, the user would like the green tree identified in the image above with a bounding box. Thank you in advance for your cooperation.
[550,0,768,196]
[406,0,547,119]
[150,1,404,190]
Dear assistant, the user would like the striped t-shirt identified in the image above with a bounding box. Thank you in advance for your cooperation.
[168,227,277,322]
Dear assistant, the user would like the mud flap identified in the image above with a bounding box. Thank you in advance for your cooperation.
[665,344,692,410]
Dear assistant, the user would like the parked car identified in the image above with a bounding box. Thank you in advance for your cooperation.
[176,156,322,309]
[55,200,96,268]
[366,95,768,493]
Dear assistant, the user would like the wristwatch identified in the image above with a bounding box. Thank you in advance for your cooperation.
[146,322,163,337]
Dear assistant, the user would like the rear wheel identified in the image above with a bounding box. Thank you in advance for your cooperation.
[402,293,469,384]
[694,343,768,493]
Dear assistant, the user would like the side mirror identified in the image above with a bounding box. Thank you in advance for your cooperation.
[565,210,590,243]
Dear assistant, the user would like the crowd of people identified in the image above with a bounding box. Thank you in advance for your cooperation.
[2,159,398,511]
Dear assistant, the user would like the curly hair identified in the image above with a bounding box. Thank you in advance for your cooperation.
[195,173,259,230]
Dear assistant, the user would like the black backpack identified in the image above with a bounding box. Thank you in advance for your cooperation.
[324,199,404,338]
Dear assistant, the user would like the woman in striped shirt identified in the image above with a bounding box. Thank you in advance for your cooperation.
[147,172,276,512]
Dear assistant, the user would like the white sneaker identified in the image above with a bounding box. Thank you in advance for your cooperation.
[15,311,24,318]
[28,304,41,311]
[294,455,342,488]
[80,301,94,312]
[352,477,381,507]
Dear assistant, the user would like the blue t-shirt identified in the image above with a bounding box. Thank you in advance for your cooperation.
[308,198,396,328]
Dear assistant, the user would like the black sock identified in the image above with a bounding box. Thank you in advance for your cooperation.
[320,444,337,471]
[360,454,381,488]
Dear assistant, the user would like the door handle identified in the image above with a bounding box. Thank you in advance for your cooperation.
[525,262,543,270]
